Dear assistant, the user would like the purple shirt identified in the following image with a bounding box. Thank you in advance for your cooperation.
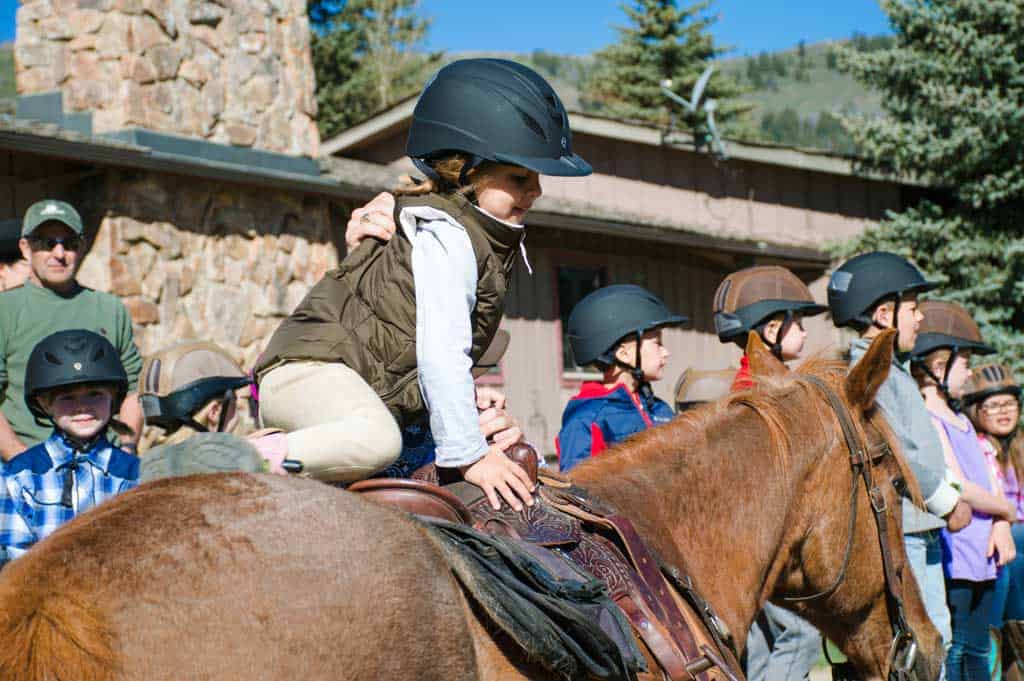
[937,412,997,582]
[978,435,1024,522]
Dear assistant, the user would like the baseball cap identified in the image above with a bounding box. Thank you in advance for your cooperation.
[22,200,84,236]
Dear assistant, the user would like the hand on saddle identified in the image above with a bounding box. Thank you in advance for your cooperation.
[461,444,536,512]
[946,499,973,533]
[346,192,396,251]
[990,520,1017,567]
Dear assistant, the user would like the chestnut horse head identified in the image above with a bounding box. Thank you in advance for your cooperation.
[571,329,942,681]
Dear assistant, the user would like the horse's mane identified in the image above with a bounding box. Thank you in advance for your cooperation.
[573,354,845,485]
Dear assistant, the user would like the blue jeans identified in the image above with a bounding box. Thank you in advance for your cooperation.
[905,531,951,681]
[992,523,1024,624]
[744,602,821,681]
[946,579,995,681]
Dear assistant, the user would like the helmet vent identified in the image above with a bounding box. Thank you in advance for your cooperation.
[92,347,105,361]
[519,110,547,141]
[44,351,61,366]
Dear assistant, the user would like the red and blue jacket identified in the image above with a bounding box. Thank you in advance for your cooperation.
[556,382,674,472]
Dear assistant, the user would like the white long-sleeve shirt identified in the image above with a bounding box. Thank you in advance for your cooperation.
[401,204,524,468]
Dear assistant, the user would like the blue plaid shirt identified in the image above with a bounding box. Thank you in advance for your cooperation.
[0,432,138,565]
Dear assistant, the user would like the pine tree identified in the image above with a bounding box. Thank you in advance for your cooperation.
[835,0,1024,368]
[581,0,747,132]
[313,0,441,140]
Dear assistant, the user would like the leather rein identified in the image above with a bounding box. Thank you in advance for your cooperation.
[783,374,918,681]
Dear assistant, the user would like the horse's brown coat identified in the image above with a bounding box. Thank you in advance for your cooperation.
[0,331,941,681]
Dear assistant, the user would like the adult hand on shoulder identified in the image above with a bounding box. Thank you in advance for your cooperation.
[346,192,397,251]
[461,444,535,512]
[989,520,1016,566]
[946,499,972,533]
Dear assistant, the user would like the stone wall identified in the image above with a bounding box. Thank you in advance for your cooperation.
[15,0,319,157]
[77,169,344,372]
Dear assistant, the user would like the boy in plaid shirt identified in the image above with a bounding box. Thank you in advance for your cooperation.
[0,330,138,565]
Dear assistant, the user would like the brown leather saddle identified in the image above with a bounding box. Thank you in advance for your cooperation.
[348,445,742,681]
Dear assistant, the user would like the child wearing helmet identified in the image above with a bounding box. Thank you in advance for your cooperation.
[137,342,273,481]
[712,265,827,391]
[963,364,1024,671]
[712,266,826,681]
[556,284,687,472]
[910,301,1015,681]
[0,330,138,565]
[828,251,970,659]
[255,59,590,511]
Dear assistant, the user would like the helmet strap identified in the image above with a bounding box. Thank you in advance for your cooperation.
[768,310,793,361]
[215,389,237,433]
[411,157,443,185]
[613,330,656,410]
[458,154,485,187]
[916,347,962,412]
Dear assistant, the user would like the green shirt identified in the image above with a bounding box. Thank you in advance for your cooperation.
[0,281,142,446]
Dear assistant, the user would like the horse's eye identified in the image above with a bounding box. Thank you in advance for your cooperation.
[893,477,907,496]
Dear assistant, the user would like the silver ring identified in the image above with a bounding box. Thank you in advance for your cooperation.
[360,212,371,224]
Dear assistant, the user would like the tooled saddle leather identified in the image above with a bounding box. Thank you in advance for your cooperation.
[349,445,742,681]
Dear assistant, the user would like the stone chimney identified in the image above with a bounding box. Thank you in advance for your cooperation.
[15,0,319,157]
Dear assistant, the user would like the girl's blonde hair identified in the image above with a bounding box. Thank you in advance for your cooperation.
[394,154,499,201]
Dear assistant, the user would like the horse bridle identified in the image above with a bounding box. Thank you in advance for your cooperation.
[783,374,918,681]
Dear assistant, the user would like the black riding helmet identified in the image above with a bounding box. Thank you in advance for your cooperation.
[25,329,128,422]
[568,285,688,367]
[407,58,592,182]
[828,251,937,329]
[568,285,687,410]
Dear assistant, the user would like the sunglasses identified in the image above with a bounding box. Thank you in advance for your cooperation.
[28,235,83,251]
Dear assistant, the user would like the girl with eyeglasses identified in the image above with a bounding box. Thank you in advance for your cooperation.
[963,363,1024,675]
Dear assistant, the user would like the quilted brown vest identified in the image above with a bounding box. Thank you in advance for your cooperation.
[256,192,523,427]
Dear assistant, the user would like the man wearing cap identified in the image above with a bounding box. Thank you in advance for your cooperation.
[0,200,143,458]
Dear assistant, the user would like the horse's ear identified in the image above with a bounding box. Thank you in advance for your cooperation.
[845,329,896,410]
[746,331,787,378]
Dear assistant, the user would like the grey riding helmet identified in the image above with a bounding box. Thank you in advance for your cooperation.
[827,251,938,328]
[407,58,592,180]
[567,285,688,367]
[25,329,128,421]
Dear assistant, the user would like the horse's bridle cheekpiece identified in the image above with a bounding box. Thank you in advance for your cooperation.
[786,375,919,681]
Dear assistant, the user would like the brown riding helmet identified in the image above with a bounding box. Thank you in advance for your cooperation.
[910,301,995,359]
[673,368,734,412]
[712,266,827,343]
[963,363,1021,409]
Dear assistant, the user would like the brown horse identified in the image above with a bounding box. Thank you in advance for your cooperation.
[0,330,941,681]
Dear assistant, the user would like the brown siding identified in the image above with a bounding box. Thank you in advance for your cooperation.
[350,126,904,253]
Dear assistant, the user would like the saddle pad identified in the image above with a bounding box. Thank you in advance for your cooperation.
[422,519,646,681]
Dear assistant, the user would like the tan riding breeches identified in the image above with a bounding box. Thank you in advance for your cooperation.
[258,361,402,482]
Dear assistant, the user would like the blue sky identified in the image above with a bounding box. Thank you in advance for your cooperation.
[421,0,891,56]
[0,0,891,55]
